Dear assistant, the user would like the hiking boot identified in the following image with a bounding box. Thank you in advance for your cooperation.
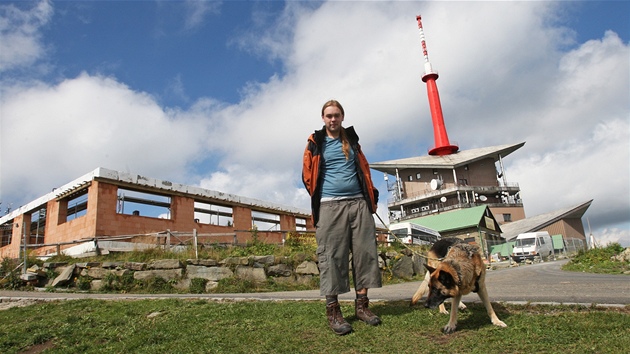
[326,302,352,335]
[355,297,381,326]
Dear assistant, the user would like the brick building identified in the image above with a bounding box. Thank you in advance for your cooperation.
[0,168,313,258]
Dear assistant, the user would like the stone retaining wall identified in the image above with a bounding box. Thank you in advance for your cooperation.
[23,249,426,293]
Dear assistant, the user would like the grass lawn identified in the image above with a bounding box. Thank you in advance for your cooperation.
[1,299,628,353]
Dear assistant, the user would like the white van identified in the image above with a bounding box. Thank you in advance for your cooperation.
[511,231,553,263]
[388,222,440,246]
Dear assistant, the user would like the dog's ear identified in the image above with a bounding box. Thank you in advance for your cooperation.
[438,270,456,289]
[424,264,436,273]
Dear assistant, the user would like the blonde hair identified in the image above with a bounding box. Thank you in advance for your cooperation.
[321,100,350,160]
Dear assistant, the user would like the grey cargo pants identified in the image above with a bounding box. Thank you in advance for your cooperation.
[315,198,382,296]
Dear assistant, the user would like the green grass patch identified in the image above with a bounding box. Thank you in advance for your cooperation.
[562,243,629,274]
[0,300,628,353]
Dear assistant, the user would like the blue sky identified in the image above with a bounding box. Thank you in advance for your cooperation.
[1,1,629,246]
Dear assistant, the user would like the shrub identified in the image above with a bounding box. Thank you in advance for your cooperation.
[100,271,138,292]
[144,277,175,293]
[190,278,208,294]
[0,257,23,290]
[77,276,92,291]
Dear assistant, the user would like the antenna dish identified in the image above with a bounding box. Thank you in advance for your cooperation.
[479,195,488,201]
[430,179,443,190]
[440,196,447,202]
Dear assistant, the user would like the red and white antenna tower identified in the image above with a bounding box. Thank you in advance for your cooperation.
[416,15,459,156]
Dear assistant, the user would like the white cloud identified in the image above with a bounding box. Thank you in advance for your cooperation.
[203,1,630,243]
[183,0,221,31]
[1,1,628,245]
[1,73,209,202]
[509,118,629,224]
[0,0,53,72]
[199,165,308,211]
[595,227,630,248]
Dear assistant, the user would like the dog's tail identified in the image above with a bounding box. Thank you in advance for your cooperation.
[410,271,431,306]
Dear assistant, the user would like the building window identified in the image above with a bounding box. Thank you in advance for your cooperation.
[408,175,413,181]
[194,201,233,226]
[295,217,307,231]
[416,173,421,179]
[252,210,280,231]
[1,222,13,247]
[117,188,171,219]
[503,213,512,222]
[65,190,89,222]
[29,207,46,245]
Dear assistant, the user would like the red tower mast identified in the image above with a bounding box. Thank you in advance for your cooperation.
[416,15,459,156]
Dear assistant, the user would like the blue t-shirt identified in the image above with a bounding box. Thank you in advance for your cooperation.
[321,136,362,197]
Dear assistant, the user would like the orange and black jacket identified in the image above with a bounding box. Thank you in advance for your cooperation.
[302,126,379,225]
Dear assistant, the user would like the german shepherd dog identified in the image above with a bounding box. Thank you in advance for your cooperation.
[410,238,467,314]
[423,239,507,333]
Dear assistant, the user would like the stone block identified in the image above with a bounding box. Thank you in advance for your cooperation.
[411,253,426,276]
[235,266,267,284]
[133,269,182,281]
[90,279,103,291]
[124,262,146,271]
[295,261,319,275]
[187,259,218,267]
[268,264,292,277]
[392,256,414,280]
[251,255,275,265]
[205,281,219,292]
[186,265,233,281]
[221,257,249,266]
[52,264,76,287]
[148,259,183,270]
[86,267,109,279]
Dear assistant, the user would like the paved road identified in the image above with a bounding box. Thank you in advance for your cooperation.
[1,259,628,306]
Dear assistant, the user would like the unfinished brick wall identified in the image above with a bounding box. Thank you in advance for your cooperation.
[0,178,311,258]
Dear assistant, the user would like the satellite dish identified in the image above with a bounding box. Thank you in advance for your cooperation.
[440,196,447,203]
[430,179,443,190]
[479,195,488,201]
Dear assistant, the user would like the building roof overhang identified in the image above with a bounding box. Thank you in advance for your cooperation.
[500,200,593,241]
[370,142,525,175]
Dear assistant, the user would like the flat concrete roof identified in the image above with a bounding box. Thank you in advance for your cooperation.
[0,167,310,224]
[370,142,525,175]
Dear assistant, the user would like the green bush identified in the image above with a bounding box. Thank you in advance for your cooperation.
[0,257,18,277]
[77,275,92,291]
[100,271,138,293]
[144,277,175,293]
[0,257,23,290]
[189,278,208,294]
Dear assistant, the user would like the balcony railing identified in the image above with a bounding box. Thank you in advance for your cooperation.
[387,183,520,205]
